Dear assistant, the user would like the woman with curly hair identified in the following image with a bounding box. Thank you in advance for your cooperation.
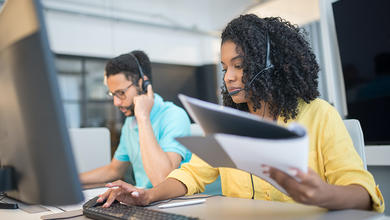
[97,14,384,212]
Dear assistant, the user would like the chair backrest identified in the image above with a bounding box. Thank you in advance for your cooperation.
[343,119,367,169]
[190,123,204,136]
[68,127,111,173]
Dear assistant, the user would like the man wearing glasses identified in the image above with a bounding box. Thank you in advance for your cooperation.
[80,51,192,189]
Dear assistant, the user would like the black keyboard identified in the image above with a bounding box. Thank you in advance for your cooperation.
[83,196,199,220]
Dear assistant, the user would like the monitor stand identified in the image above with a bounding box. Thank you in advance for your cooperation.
[0,166,19,209]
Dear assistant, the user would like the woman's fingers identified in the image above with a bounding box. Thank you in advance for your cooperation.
[102,189,121,208]
[106,180,137,193]
[97,188,112,203]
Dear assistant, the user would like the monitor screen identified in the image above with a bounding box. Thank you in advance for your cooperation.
[0,0,83,205]
[332,0,390,145]
[151,63,218,110]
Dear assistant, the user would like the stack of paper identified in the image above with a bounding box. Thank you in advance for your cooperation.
[177,94,309,195]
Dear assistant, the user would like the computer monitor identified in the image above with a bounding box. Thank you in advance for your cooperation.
[332,0,390,145]
[0,0,84,205]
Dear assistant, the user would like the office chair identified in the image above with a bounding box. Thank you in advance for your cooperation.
[69,127,111,173]
[190,123,204,136]
[343,119,367,169]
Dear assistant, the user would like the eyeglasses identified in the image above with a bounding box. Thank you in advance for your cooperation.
[107,83,133,100]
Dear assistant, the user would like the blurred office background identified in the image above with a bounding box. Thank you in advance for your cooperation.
[9,0,329,152]
[1,0,388,214]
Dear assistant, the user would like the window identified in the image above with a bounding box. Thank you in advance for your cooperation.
[55,55,123,155]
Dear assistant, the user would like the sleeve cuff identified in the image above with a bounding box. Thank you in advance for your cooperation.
[162,146,186,160]
[113,154,129,162]
[338,179,385,213]
[373,185,385,213]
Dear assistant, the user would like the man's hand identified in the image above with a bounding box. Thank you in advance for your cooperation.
[262,165,331,207]
[97,180,151,207]
[134,84,154,121]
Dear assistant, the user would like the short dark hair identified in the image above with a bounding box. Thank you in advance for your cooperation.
[105,50,152,84]
[221,14,320,122]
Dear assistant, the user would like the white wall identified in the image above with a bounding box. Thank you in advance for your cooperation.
[319,0,348,117]
[42,0,255,66]
[45,10,220,65]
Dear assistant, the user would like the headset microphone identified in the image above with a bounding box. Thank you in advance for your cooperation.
[228,89,243,96]
[227,32,274,96]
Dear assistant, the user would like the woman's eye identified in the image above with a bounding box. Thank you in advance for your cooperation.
[234,64,242,69]
[222,69,227,73]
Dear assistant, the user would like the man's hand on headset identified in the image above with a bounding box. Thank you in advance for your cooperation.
[134,83,154,122]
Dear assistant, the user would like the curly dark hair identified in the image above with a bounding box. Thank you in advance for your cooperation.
[105,50,152,84]
[221,14,319,122]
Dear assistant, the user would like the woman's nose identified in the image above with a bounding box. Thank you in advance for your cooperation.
[224,69,236,83]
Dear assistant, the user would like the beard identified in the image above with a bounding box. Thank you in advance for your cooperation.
[118,103,135,117]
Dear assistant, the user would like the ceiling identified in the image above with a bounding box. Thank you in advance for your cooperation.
[1,0,319,32]
[40,0,318,33]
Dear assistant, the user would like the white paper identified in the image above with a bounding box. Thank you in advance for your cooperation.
[56,187,109,211]
[178,94,310,195]
[213,124,308,195]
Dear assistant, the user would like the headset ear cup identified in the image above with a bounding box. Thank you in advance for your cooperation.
[142,80,151,92]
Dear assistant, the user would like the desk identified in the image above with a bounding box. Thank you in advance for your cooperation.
[1,197,63,220]
[161,196,388,220]
[1,193,388,220]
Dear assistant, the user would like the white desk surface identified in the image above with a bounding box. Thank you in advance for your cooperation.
[0,187,107,220]
[161,196,387,220]
[1,189,388,220]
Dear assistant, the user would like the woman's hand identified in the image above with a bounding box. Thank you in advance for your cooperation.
[97,180,151,207]
[262,165,332,207]
[263,165,372,210]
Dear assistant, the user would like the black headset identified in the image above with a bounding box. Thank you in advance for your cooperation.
[129,52,151,93]
[228,32,274,96]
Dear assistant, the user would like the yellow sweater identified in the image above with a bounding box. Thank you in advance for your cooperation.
[168,98,385,212]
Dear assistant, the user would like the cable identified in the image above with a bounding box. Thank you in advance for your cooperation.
[56,206,67,212]
[250,173,255,199]
[0,192,5,201]
[246,101,265,201]
[0,192,18,209]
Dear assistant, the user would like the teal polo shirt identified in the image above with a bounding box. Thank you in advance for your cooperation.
[114,93,192,189]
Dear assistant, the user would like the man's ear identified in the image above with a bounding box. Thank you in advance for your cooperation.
[103,74,108,86]
[137,75,149,88]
